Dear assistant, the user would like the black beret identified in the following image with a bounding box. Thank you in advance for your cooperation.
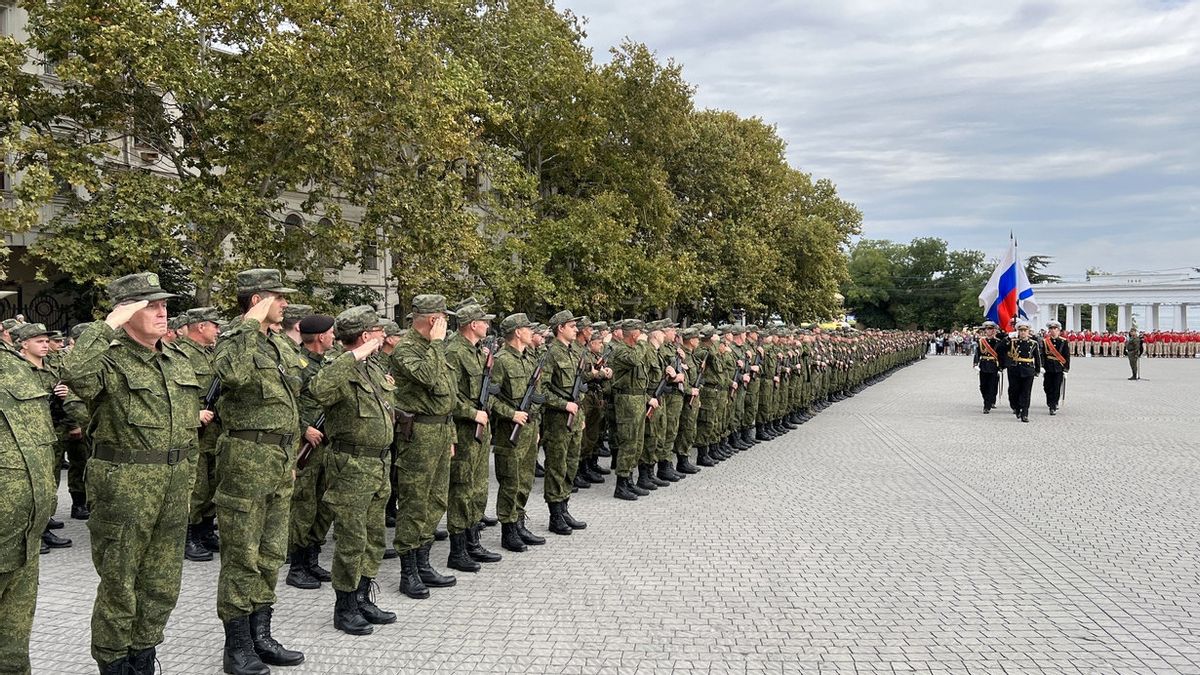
[299,314,335,334]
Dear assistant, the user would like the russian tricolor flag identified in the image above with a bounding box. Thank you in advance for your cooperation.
[979,234,1038,330]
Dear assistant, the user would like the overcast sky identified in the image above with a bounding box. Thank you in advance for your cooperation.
[558,0,1200,279]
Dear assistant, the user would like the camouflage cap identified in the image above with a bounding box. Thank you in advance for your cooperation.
[378,319,402,337]
[729,325,745,335]
[49,331,65,341]
[680,326,702,340]
[235,268,297,295]
[499,312,532,335]
[411,294,456,316]
[616,319,644,332]
[12,322,53,342]
[716,323,733,334]
[645,319,668,332]
[453,296,486,311]
[699,324,718,340]
[69,322,91,340]
[184,306,223,326]
[590,320,609,332]
[457,304,495,324]
[282,304,313,324]
[334,305,381,340]
[744,324,759,333]
[1,318,23,332]
[548,310,582,328]
[167,316,186,331]
[299,314,335,334]
[577,316,592,329]
[107,272,178,305]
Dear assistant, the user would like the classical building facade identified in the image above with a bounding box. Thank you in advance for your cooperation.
[1030,271,1199,332]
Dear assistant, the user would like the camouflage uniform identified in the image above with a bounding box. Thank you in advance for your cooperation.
[490,332,543,526]
[443,308,495,538]
[0,347,56,674]
[289,341,335,567]
[63,274,201,669]
[608,321,649,485]
[539,310,590,534]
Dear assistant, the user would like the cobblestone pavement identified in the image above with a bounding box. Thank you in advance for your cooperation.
[32,355,1200,674]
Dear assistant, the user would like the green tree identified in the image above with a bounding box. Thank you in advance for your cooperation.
[1025,254,1061,284]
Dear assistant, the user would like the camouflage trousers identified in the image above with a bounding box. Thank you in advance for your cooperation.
[323,449,389,592]
[580,394,606,461]
[447,423,490,534]
[494,419,539,523]
[289,445,334,550]
[613,393,647,478]
[86,456,193,665]
[542,410,583,504]
[63,435,88,496]
[641,396,667,465]
[214,435,295,621]
[673,395,700,456]
[188,425,220,525]
[391,421,452,554]
[0,556,38,675]
[742,382,759,430]
[659,392,684,462]
[696,388,724,445]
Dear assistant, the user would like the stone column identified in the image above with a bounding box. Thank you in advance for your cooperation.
[1045,303,1059,327]
[1091,303,1106,332]
[1150,303,1161,331]
[1173,304,1188,331]
[1117,304,1133,332]
[1064,304,1077,331]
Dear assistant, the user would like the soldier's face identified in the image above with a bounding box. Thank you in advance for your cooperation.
[268,294,288,324]
[127,300,170,339]
[515,325,533,347]
[193,320,220,346]
[684,337,699,349]
[559,321,577,341]
[21,336,51,358]
[1048,327,1060,338]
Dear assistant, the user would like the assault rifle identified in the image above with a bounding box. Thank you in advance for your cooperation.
[474,348,500,442]
[202,377,221,411]
[509,354,547,443]
[646,365,671,419]
[672,351,686,394]
[565,350,590,431]
[729,357,744,399]
[296,413,325,470]
[690,357,706,406]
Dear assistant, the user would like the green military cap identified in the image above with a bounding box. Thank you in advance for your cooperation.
[411,294,456,316]
[744,324,759,332]
[547,310,582,328]
[680,326,701,340]
[590,320,609,332]
[107,272,178,305]
[334,305,381,339]
[235,268,297,295]
[378,318,402,337]
[282,304,313,323]
[69,322,91,340]
[729,325,745,335]
[184,306,223,326]
[531,322,548,334]
[299,314,335,334]
[167,315,186,331]
[616,319,644,331]
[699,324,718,340]
[645,319,668,332]
[499,312,531,335]
[2,318,23,332]
[661,319,679,329]
[12,322,53,342]
[716,323,733,333]
[49,331,65,341]
[457,304,495,324]
[577,316,592,329]
[453,295,486,311]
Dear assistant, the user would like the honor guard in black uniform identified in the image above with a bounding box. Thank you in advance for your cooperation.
[1039,321,1070,415]
[1006,322,1041,422]
[972,320,1006,413]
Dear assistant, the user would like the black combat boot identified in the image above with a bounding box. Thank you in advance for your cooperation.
[516,517,546,545]
[307,545,332,583]
[581,458,604,483]
[696,445,715,467]
[626,473,649,496]
[199,515,220,552]
[356,577,397,624]
[416,541,457,587]
[385,495,397,528]
[731,433,751,451]
[1020,409,1029,423]
[481,514,499,527]
[656,459,682,482]
[47,517,64,530]
[742,427,758,445]
[285,548,320,589]
[70,491,90,520]
[447,531,481,572]
[42,527,71,549]
[222,616,269,675]
[333,589,373,635]
[398,549,430,598]
[100,656,133,675]
[597,437,612,456]
[501,522,528,552]
[755,423,771,442]
[434,528,448,541]
[572,470,592,489]
[548,501,573,535]
[249,606,304,666]
[185,524,213,562]
[782,416,798,430]
[534,460,545,477]
[676,453,700,474]
[1049,407,1057,416]
[710,443,729,461]
[609,446,619,471]
[562,499,587,530]
[613,476,639,501]
[590,456,611,475]
[636,464,659,491]
[129,647,156,675]
[466,523,502,563]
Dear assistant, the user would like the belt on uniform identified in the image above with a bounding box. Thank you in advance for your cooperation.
[1013,357,1034,363]
[330,440,390,459]
[228,429,296,448]
[92,444,190,465]
[413,415,450,425]
[980,356,996,361]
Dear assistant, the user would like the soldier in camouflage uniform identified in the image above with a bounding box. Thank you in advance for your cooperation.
[608,319,653,500]
[655,321,688,482]
[279,304,313,354]
[286,314,338,590]
[63,274,204,674]
[390,294,458,599]
[443,302,502,572]
[489,313,548,549]
[177,307,224,563]
[671,326,703,475]
[636,321,671,492]
[0,332,56,675]
[212,269,306,674]
[540,310,591,536]
[307,306,397,635]
[577,321,612,484]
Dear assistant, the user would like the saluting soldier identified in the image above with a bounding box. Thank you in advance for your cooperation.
[972,321,1006,413]
[212,269,306,674]
[0,326,57,674]
[1040,321,1070,415]
[64,274,205,674]
[279,304,313,354]
[307,306,397,636]
[176,307,224,563]
[1006,321,1041,423]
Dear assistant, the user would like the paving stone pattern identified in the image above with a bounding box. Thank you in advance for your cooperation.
[32,355,1200,674]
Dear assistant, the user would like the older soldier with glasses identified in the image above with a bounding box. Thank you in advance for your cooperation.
[63,273,207,675]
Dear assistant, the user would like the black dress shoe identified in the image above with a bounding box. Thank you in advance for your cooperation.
[534,461,545,478]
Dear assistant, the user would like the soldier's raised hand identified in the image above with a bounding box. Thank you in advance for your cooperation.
[351,338,383,361]
[244,296,276,324]
[105,300,149,330]
[430,315,448,341]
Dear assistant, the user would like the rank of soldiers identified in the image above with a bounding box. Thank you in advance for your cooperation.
[0,271,929,675]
